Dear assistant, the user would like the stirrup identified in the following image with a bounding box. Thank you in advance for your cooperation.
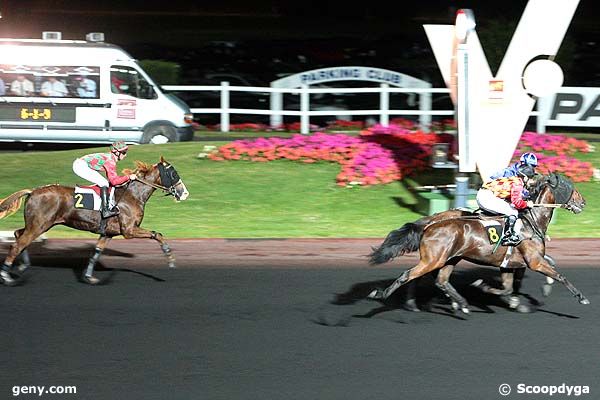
[501,234,522,246]
[101,206,119,219]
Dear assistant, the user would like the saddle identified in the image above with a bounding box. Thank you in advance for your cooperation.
[73,186,115,211]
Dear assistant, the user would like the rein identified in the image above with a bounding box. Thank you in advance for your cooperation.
[136,178,171,192]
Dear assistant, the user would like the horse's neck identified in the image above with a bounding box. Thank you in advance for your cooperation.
[526,190,555,235]
[118,180,156,204]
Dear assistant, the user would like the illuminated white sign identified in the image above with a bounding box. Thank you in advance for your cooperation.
[425,0,579,179]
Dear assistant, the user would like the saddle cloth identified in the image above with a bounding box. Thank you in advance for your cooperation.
[478,218,505,245]
[73,186,115,211]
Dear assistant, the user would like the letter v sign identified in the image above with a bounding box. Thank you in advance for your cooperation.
[424,0,579,179]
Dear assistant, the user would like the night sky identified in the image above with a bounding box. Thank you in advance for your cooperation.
[1,1,598,86]
[2,0,597,44]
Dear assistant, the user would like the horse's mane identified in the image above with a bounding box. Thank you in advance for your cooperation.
[123,161,153,176]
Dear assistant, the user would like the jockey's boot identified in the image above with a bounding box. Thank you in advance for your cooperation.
[100,186,119,219]
[501,215,521,246]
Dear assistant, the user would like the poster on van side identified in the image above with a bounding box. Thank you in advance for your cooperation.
[0,65,100,99]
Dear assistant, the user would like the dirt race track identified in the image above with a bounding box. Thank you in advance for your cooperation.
[1,238,599,400]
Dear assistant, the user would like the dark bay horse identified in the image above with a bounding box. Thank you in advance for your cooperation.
[0,157,189,285]
[368,173,588,314]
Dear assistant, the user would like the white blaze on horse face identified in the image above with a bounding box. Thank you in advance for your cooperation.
[424,0,579,179]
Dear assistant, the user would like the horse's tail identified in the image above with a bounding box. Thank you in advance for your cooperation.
[369,221,425,265]
[0,189,33,220]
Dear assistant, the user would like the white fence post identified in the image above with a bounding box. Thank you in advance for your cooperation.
[270,91,283,128]
[300,84,310,134]
[379,83,389,126]
[220,81,230,133]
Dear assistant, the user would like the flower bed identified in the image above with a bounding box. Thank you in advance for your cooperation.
[208,124,594,185]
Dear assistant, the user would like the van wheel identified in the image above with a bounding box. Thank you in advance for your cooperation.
[142,125,177,144]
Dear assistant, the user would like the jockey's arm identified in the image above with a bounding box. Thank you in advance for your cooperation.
[103,162,130,186]
[510,180,528,210]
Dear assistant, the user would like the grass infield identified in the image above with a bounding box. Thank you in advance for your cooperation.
[0,138,598,238]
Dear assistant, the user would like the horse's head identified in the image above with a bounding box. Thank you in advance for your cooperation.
[132,157,189,201]
[529,173,585,214]
[156,156,189,201]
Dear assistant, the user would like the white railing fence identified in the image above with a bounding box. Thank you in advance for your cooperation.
[163,82,454,134]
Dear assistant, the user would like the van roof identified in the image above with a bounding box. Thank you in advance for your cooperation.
[0,40,136,64]
[0,38,123,50]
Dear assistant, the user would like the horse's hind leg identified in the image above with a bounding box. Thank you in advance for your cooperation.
[368,258,445,300]
[82,236,111,285]
[435,265,470,314]
[2,226,46,285]
[13,228,31,273]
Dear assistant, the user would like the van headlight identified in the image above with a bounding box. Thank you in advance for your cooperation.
[184,113,194,124]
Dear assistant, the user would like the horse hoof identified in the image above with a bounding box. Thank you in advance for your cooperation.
[402,299,420,312]
[579,298,590,305]
[83,275,100,285]
[1,270,18,286]
[507,295,520,309]
[16,264,29,273]
[367,289,383,300]
[515,304,535,313]
[541,284,553,297]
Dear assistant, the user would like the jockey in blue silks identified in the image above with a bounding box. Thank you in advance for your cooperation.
[489,152,538,180]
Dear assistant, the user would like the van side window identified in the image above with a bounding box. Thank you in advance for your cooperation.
[110,66,157,100]
[0,66,99,99]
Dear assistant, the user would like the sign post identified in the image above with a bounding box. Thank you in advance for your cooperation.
[454,9,476,208]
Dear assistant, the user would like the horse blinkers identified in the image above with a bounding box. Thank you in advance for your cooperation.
[548,173,584,213]
[157,163,185,200]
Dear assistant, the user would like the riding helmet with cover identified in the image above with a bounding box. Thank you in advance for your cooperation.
[110,140,129,154]
[519,152,538,167]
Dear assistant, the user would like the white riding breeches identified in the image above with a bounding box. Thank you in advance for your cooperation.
[476,189,523,233]
[476,189,518,217]
[72,159,109,187]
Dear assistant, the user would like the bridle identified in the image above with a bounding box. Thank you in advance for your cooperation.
[522,173,578,240]
[136,162,182,198]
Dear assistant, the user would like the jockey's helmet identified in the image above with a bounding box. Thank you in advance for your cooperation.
[519,152,538,167]
[110,141,129,154]
[516,163,535,179]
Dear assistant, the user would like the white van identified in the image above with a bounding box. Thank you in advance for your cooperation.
[0,33,193,144]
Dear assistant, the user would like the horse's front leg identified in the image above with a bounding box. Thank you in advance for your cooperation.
[122,227,175,268]
[83,236,111,285]
[526,255,589,305]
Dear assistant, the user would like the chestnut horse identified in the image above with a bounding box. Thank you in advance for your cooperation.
[0,157,189,285]
[368,173,588,314]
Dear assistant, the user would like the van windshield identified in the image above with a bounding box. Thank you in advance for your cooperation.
[0,65,99,99]
[110,65,157,100]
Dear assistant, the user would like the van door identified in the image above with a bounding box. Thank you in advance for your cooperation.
[108,65,160,142]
